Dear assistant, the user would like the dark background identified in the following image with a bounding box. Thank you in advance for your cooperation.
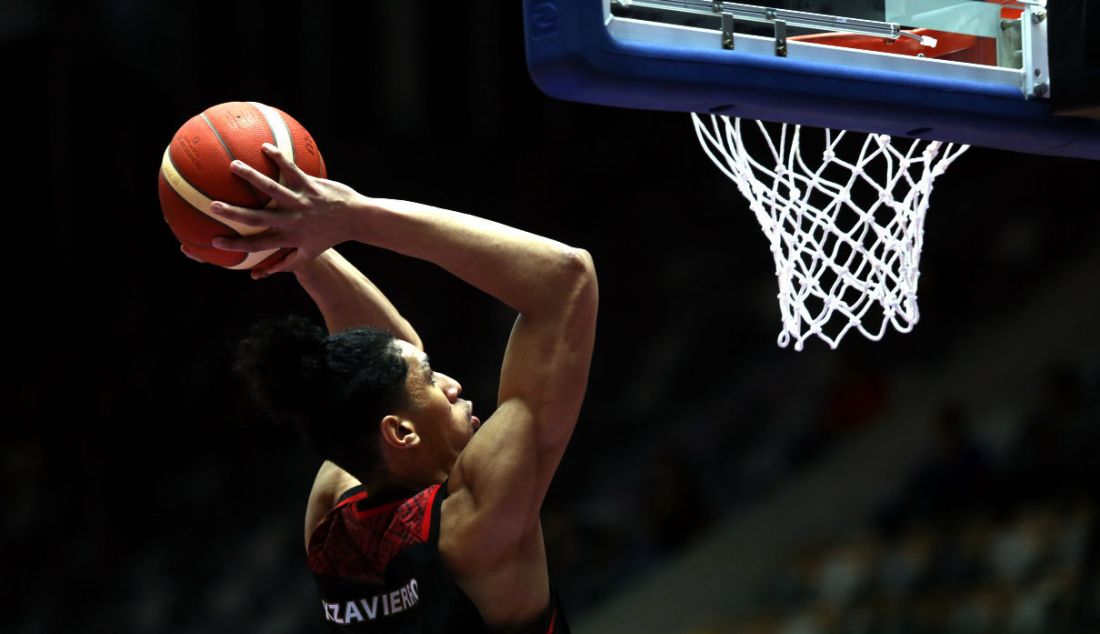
[5,1,1099,632]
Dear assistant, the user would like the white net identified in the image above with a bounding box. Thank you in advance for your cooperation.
[693,114,969,350]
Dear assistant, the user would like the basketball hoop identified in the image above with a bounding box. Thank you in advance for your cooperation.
[693,115,968,350]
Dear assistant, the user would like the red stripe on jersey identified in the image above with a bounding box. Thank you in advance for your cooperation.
[334,490,368,510]
[420,484,441,543]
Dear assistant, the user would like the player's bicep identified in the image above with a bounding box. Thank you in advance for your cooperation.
[447,306,596,533]
[443,254,596,563]
[498,276,598,448]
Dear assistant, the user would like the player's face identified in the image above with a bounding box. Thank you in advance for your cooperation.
[394,340,481,472]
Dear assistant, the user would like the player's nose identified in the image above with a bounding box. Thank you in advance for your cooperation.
[438,373,462,401]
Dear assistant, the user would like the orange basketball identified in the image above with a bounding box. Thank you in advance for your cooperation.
[158,101,327,270]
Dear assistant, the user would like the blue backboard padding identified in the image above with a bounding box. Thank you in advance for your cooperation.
[523,0,1100,159]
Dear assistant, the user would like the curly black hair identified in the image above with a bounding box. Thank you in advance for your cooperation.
[234,316,409,479]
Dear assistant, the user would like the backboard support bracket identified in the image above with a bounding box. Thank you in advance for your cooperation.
[719,8,734,49]
[774,19,787,56]
[1021,1,1050,98]
[710,2,787,56]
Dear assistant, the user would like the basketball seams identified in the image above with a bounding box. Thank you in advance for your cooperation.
[162,147,208,207]
[159,171,245,268]
[249,102,294,196]
[159,146,280,270]
[249,102,293,160]
[280,109,299,174]
[161,101,323,272]
[169,113,262,208]
[200,113,236,163]
[161,147,251,234]
[274,108,325,180]
[289,127,297,169]
[211,102,276,209]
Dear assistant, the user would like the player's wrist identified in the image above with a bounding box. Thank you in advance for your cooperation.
[292,248,336,281]
[347,195,399,247]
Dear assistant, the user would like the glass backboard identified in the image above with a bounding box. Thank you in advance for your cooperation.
[523,0,1100,158]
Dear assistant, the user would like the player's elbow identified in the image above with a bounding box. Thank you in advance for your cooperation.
[570,248,597,285]
[566,247,594,272]
[524,247,598,319]
[561,248,598,318]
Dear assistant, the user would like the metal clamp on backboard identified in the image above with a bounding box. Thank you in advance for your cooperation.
[1021,0,1050,98]
[774,18,787,57]
[712,1,735,49]
[638,0,903,45]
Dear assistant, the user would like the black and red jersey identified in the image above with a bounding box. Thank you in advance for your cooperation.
[307,481,568,633]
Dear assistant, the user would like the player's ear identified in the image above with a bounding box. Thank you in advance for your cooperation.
[380,415,420,450]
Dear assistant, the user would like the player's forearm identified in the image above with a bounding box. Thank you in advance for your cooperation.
[294,249,423,347]
[349,198,592,316]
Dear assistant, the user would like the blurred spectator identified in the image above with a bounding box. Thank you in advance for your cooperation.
[742,359,1100,634]
[821,356,890,437]
[1003,364,1093,504]
[787,355,890,467]
[878,405,991,531]
[642,450,716,554]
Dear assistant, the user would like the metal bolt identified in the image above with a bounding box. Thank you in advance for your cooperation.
[1032,9,1046,23]
[765,8,776,19]
[1033,82,1049,97]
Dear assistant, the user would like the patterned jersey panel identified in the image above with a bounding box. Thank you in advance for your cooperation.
[308,484,442,584]
[307,484,466,632]
[305,482,569,633]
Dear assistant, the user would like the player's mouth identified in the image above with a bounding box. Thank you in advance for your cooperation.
[467,402,481,432]
[471,415,481,432]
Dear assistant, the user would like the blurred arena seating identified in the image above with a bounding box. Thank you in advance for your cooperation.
[572,248,1100,634]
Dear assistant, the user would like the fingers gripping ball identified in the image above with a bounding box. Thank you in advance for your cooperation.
[158,102,326,269]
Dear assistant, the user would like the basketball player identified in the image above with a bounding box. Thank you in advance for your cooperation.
[200,143,597,632]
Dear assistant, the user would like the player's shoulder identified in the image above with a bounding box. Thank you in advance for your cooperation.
[304,462,362,547]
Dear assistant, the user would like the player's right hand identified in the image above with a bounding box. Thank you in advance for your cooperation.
[208,143,366,276]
